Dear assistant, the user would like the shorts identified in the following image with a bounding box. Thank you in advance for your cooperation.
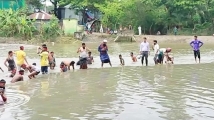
[41,66,48,74]
[102,59,110,63]
[8,65,15,71]
[194,50,200,59]
[158,53,164,63]
[17,64,26,70]
[79,58,87,65]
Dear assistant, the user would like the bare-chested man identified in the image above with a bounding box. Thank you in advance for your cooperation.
[48,51,55,70]
[60,60,75,72]
[11,70,24,83]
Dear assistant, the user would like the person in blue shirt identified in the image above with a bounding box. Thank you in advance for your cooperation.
[190,36,204,63]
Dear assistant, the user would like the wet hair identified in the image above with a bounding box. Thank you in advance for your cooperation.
[8,51,13,54]
[119,54,122,57]
[130,52,133,55]
[19,70,24,73]
[0,79,6,83]
[42,44,47,47]
[20,46,24,50]
[153,40,157,43]
[21,64,27,69]
[70,61,75,65]
[194,35,197,38]
[82,43,85,45]
[88,52,91,54]
[43,46,47,51]
[32,63,36,66]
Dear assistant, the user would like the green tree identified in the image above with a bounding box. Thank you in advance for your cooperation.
[26,0,43,8]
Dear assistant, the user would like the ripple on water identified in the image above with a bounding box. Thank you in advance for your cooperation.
[3,90,30,108]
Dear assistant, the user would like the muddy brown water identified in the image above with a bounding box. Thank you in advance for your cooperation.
[0,42,214,120]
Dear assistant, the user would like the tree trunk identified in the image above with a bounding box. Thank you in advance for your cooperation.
[50,0,58,18]
[149,23,153,35]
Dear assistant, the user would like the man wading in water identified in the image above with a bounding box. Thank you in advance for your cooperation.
[190,36,203,63]
[15,46,29,70]
[139,37,150,66]
[98,39,112,67]
[152,40,159,65]
[77,43,90,69]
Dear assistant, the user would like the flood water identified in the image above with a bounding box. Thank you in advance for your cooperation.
[0,42,214,120]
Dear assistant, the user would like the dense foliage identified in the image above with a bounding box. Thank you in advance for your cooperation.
[0,8,35,39]
[57,0,214,35]
[39,18,62,41]
[0,8,62,41]
[26,0,43,8]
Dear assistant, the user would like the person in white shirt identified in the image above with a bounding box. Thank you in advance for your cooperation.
[139,37,150,66]
[77,43,91,69]
[27,63,40,79]
[153,40,160,65]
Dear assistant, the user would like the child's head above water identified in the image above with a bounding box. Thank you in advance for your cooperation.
[119,54,122,59]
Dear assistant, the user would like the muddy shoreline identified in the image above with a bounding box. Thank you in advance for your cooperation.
[1,34,214,44]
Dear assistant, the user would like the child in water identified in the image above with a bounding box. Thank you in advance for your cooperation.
[0,79,6,92]
[0,88,7,105]
[119,54,125,66]
[0,79,7,104]
[130,52,137,62]
[87,52,94,64]
[60,62,67,72]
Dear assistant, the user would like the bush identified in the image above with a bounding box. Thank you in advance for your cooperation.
[0,8,62,41]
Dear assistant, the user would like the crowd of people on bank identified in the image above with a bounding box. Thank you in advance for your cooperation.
[0,35,204,104]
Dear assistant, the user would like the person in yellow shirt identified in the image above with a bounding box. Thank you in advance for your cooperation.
[15,46,28,70]
[39,46,49,74]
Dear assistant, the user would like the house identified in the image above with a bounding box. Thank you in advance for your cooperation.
[58,5,102,25]
[28,11,53,30]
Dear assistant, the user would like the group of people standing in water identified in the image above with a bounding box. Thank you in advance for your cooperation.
[0,35,204,104]
[138,35,203,66]
[0,40,113,84]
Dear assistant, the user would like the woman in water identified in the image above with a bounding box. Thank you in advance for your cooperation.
[4,51,16,76]
[77,43,90,69]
